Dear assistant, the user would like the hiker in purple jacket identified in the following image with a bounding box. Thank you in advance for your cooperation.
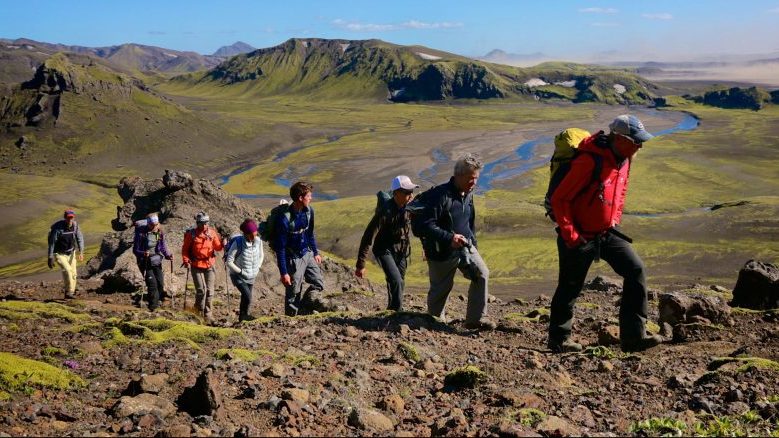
[133,213,173,311]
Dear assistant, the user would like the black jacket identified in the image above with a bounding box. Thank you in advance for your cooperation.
[417,178,477,261]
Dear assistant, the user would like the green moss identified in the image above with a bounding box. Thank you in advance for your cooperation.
[0,301,89,323]
[67,322,102,333]
[579,302,600,310]
[646,321,661,335]
[41,346,68,357]
[518,408,546,428]
[282,352,320,366]
[709,356,779,373]
[214,348,277,362]
[398,341,421,363]
[444,365,488,388]
[0,352,85,393]
[505,308,550,324]
[240,315,280,325]
[582,346,618,360]
[630,417,687,436]
[102,317,240,350]
[0,390,10,401]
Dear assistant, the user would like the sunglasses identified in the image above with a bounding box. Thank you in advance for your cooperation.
[617,134,642,148]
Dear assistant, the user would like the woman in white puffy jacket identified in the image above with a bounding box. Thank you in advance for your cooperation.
[225,219,264,321]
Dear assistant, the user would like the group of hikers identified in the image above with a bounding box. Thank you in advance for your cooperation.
[47,114,664,352]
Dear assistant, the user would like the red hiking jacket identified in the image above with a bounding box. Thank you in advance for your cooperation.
[181,226,224,269]
[551,134,630,247]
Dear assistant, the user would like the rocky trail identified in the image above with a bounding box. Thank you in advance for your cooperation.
[0,171,778,437]
[1,268,778,436]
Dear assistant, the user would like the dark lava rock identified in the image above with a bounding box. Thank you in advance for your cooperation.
[731,260,779,310]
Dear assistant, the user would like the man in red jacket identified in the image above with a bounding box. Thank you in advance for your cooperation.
[548,114,664,353]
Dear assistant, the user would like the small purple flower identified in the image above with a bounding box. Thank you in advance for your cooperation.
[63,360,80,370]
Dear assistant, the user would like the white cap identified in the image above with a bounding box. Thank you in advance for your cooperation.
[390,175,419,192]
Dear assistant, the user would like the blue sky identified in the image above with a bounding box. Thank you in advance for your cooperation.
[2,0,779,59]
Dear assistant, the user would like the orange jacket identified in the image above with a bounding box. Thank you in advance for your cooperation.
[181,225,224,269]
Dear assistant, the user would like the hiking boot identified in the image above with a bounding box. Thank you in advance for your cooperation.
[548,339,583,353]
[463,319,497,331]
[621,335,664,352]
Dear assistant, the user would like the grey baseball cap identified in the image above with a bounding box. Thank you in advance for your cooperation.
[609,115,654,143]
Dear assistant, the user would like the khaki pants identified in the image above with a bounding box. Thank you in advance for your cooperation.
[427,247,490,324]
[191,266,216,318]
[54,252,78,296]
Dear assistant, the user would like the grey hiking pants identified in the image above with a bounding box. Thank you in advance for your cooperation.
[284,251,325,316]
[374,249,407,311]
[191,266,216,318]
[427,246,489,324]
[548,233,648,345]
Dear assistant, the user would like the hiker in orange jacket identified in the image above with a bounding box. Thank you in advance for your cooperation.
[182,212,224,322]
[548,115,664,353]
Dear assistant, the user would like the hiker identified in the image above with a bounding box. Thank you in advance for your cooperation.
[225,218,264,321]
[181,212,224,323]
[355,175,419,311]
[413,154,495,330]
[47,210,85,299]
[274,181,326,316]
[547,114,663,353]
[132,213,173,311]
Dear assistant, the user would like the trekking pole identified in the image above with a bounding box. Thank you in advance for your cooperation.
[182,264,189,310]
[141,257,149,307]
[169,258,175,308]
[224,259,231,315]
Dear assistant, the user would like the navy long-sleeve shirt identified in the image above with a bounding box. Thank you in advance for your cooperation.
[274,205,318,275]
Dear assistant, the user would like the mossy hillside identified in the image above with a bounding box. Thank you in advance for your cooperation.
[103,318,241,349]
[0,352,85,393]
[0,301,89,323]
[709,356,779,373]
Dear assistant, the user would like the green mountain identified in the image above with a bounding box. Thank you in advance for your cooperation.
[174,38,658,104]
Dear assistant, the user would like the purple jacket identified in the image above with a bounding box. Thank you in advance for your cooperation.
[133,225,172,262]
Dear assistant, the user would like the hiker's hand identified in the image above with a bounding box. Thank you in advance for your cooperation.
[144,251,150,257]
[165,254,173,261]
[281,274,292,287]
[47,258,54,269]
[355,268,366,278]
[78,254,84,262]
[183,260,190,268]
[568,236,588,249]
[451,234,468,249]
[314,254,322,264]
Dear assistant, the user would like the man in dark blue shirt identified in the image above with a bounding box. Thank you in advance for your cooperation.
[416,154,495,330]
[274,181,326,316]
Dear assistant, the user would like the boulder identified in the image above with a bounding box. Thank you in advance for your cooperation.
[731,260,779,310]
[658,293,730,326]
[177,367,224,419]
[597,325,620,345]
[111,393,176,419]
[584,275,621,293]
[348,408,394,432]
[536,415,580,437]
[125,373,169,396]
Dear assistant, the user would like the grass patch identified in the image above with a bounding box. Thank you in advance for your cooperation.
[0,352,85,393]
[581,346,619,360]
[708,356,779,373]
[444,365,488,389]
[518,408,547,428]
[41,346,68,357]
[103,317,241,349]
[0,301,89,323]
[630,417,687,436]
[398,341,421,363]
[282,352,320,366]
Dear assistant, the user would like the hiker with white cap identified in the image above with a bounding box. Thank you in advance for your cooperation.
[132,212,173,311]
[547,114,663,353]
[47,209,85,299]
[355,175,419,311]
[182,211,224,323]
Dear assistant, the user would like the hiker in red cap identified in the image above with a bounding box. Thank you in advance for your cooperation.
[47,210,85,298]
[225,218,264,321]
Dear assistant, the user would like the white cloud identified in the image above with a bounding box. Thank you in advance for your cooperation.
[642,13,673,20]
[591,22,621,27]
[332,19,463,32]
[579,7,618,14]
